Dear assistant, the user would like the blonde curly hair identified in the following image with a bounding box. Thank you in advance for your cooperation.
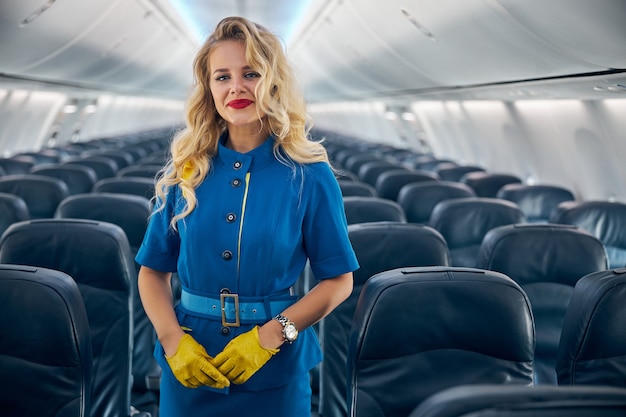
[155,16,329,227]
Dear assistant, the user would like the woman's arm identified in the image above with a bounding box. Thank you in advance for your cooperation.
[258,272,353,349]
[137,265,185,357]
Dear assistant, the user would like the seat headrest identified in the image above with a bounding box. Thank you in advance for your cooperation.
[348,222,450,285]
[430,198,525,247]
[0,218,133,291]
[477,223,608,286]
[557,268,626,385]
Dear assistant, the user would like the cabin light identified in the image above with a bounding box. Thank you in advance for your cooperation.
[19,0,57,28]
[83,104,97,113]
[401,112,416,121]
[385,111,398,120]
[593,86,606,92]
[63,104,78,114]
[607,84,626,93]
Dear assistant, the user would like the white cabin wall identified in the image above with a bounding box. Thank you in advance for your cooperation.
[79,95,184,140]
[0,87,185,155]
[0,89,65,157]
[411,98,626,202]
[309,101,406,147]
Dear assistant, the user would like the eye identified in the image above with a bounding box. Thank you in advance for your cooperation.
[244,72,260,79]
[215,75,229,81]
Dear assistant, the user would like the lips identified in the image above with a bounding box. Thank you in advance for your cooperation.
[228,99,253,109]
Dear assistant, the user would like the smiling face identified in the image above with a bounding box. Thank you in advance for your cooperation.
[209,39,266,134]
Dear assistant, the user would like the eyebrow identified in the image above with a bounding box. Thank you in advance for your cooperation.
[212,65,254,76]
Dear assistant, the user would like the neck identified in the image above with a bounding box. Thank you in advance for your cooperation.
[226,124,269,153]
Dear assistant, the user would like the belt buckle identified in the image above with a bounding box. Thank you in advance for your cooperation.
[220,293,240,327]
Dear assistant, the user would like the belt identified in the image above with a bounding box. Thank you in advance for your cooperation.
[180,288,296,327]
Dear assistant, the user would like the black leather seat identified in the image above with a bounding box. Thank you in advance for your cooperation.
[557,268,626,387]
[549,200,626,269]
[319,222,451,417]
[117,165,162,179]
[343,154,385,175]
[338,180,377,197]
[31,163,98,195]
[497,183,575,223]
[460,172,522,197]
[429,197,526,267]
[398,181,476,224]
[0,158,35,175]
[0,174,69,218]
[55,193,160,411]
[409,384,626,417]
[64,156,118,181]
[476,223,608,385]
[348,266,535,417]
[375,169,439,201]
[436,165,486,182]
[92,177,155,200]
[0,192,29,236]
[343,196,407,224]
[358,160,407,187]
[0,219,135,417]
[0,264,92,417]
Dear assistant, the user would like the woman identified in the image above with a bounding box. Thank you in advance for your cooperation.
[135,16,359,416]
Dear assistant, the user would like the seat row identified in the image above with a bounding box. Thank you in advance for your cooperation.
[306,220,626,417]
[0,192,161,417]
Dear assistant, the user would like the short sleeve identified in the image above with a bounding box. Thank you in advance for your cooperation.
[302,163,359,279]
[135,188,181,272]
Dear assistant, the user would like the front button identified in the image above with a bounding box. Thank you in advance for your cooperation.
[222,250,233,260]
[231,178,242,187]
[226,213,236,223]
[233,161,242,170]
[221,326,231,335]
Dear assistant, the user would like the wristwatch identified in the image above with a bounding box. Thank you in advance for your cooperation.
[273,314,298,344]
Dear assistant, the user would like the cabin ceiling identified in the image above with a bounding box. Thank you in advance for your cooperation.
[0,0,625,102]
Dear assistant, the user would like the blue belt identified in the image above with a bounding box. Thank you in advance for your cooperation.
[180,288,296,326]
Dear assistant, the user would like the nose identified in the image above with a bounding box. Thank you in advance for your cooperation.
[229,77,244,94]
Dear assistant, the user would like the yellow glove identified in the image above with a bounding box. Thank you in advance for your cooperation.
[213,326,279,384]
[165,333,230,389]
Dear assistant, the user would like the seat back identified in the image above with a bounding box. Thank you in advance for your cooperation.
[397,181,476,224]
[0,264,92,417]
[358,161,406,186]
[409,384,626,417]
[31,164,98,195]
[64,157,118,181]
[436,165,485,182]
[0,192,29,235]
[0,219,134,417]
[348,266,535,417]
[477,223,608,385]
[338,180,377,197]
[429,197,526,267]
[374,169,438,201]
[320,222,450,417]
[557,268,626,387]
[343,196,406,224]
[550,200,626,269]
[0,174,69,218]
[497,183,575,223]
[460,172,522,197]
[92,177,155,200]
[55,193,160,403]
[117,165,161,179]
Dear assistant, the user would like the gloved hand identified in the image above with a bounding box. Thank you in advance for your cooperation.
[213,326,279,384]
[165,333,230,389]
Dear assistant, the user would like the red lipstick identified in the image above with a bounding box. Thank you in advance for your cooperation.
[228,99,253,109]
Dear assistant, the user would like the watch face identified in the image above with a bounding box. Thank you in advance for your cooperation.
[284,324,298,341]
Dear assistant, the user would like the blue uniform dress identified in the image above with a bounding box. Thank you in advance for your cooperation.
[135,134,359,416]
